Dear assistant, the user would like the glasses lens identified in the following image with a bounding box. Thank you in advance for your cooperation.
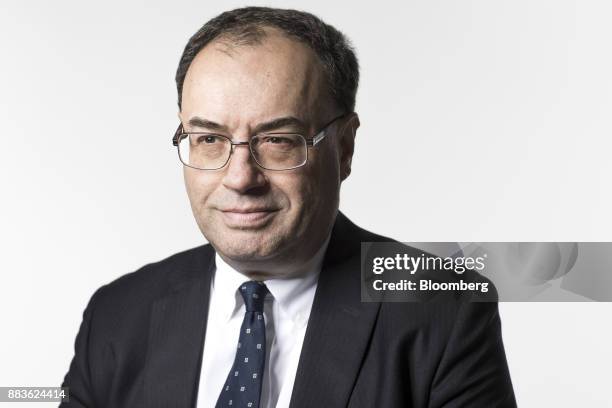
[250,134,307,170]
[178,134,231,170]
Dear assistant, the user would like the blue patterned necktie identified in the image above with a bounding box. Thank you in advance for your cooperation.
[215,281,269,408]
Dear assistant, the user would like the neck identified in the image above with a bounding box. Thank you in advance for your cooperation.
[218,232,332,280]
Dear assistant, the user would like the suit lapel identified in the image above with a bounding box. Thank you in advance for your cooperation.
[289,212,382,408]
[144,245,215,408]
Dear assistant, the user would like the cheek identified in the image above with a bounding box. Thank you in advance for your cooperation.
[184,169,215,207]
[289,149,341,213]
[267,174,305,209]
[309,146,341,193]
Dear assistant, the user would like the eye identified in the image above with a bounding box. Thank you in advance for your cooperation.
[195,134,223,144]
[262,136,293,145]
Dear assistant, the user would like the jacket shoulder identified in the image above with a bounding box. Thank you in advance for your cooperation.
[90,244,214,315]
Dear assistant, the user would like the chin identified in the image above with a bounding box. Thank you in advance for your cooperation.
[210,231,286,262]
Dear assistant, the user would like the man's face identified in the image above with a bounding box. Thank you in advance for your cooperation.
[179,30,356,275]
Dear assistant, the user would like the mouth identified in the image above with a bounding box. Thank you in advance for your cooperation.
[219,208,280,228]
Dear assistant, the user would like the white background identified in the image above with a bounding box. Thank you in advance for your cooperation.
[1,0,611,406]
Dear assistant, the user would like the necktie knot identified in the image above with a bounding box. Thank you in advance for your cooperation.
[239,281,269,312]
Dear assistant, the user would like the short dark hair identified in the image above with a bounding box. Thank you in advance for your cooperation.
[175,6,359,113]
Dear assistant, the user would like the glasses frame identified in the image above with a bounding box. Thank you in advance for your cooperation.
[172,113,348,171]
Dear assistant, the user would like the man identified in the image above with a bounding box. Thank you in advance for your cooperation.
[61,7,516,407]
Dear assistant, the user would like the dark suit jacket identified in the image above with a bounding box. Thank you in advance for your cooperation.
[61,212,516,407]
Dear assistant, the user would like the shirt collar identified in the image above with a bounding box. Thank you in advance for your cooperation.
[211,253,249,322]
[211,233,331,323]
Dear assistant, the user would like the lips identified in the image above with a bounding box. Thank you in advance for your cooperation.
[219,208,279,228]
[222,207,276,213]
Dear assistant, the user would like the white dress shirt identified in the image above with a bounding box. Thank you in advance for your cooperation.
[196,240,329,408]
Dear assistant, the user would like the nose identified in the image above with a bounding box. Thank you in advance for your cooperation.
[221,143,268,194]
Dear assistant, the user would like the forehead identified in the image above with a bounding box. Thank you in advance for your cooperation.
[181,29,329,126]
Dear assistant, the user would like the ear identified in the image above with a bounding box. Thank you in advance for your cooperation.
[338,112,360,181]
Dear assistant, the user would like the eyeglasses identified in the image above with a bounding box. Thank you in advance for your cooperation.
[172,113,347,171]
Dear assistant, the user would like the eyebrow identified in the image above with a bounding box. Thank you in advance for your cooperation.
[186,116,307,134]
[187,117,228,132]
